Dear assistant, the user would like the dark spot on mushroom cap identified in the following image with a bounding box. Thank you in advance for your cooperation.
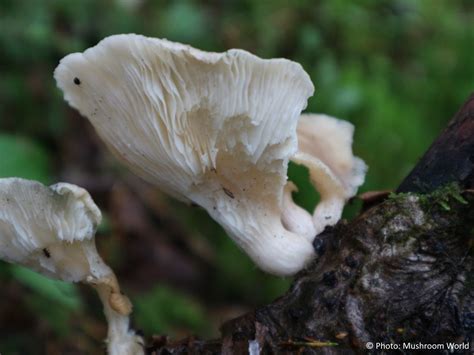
[42,248,51,258]
[223,187,235,199]
[73,77,81,85]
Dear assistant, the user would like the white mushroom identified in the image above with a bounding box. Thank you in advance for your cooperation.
[0,178,143,355]
[54,34,317,276]
[293,114,367,235]
[54,34,366,276]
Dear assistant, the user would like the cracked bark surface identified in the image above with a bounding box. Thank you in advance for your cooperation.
[148,94,474,354]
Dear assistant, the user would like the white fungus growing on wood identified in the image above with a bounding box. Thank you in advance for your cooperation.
[55,34,366,276]
[293,114,367,235]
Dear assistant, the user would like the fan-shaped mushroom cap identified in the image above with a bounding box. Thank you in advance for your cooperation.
[0,178,143,355]
[55,34,316,275]
[293,114,367,234]
[0,178,105,281]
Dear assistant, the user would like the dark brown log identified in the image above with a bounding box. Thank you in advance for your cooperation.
[148,94,474,354]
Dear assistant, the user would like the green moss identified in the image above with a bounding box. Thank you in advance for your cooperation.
[388,182,468,211]
[382,183,471,245]
[387,191,411,202]
[421,183,468,210]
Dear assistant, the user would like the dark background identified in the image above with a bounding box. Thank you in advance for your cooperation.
[1,1,473,353]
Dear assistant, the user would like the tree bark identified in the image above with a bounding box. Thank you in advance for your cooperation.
[148,94,474,354]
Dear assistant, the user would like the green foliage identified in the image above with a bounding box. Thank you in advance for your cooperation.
[11,266,82,310]
[160,1,210,45]
[10,266,82,336]
[288,162,319,213]
[0,134,51,183]
[133,285,209,336]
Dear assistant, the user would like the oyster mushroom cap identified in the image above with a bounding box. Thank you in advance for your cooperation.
[55,34,316,276]
[0,178,106,282]
[0,178,143,355]
[293,114,367,234]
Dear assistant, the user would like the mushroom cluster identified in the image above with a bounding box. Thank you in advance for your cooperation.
[54,34,366,276]
[0,178,143,355]
[2,33,366,355]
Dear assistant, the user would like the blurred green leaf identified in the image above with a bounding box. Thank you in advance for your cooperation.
[133,285,209,336]
[10,266,82,310]
[9,266,82,336]
[160,1,209,45]
[0,135,51,183]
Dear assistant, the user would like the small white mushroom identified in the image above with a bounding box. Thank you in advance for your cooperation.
[54,34,366,276]
[0,178,143,355]
[293,114,367,235]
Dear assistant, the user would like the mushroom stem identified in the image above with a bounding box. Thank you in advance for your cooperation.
[281,182,316,241]
[292,151,346,235]
[80,236,142,353]
[91,277,144,355]
[293,114,367,235]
